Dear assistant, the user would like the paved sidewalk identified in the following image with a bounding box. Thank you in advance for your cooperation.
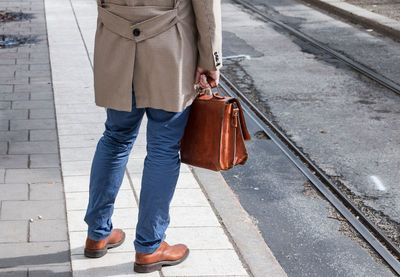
[0,0,71,275]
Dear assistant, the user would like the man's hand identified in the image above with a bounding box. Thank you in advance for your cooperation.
[194,66,220,89]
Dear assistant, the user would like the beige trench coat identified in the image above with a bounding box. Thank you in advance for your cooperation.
[93,0,223,112]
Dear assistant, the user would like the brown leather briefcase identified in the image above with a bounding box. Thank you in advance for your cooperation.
[180,78,251,171]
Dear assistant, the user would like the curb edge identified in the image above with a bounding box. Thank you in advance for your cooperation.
[190,166,288,277]
[303,0,400,42]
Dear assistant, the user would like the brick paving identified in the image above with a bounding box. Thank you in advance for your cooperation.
[0,0,71,275]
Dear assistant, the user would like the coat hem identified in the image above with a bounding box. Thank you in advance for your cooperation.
[94,95,197,113]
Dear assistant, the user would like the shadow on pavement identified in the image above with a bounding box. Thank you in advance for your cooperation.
[0,250,138,276]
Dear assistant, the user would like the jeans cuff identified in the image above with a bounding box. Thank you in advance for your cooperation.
[134,233,166,254]
[134,243,161,254]
[87,228,113,242]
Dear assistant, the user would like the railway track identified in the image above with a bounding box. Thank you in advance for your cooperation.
[231,0,400,96]
[219,74,400,275]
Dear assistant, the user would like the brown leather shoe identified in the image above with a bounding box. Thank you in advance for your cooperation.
[134,241,190,273]
[84,228,126,258]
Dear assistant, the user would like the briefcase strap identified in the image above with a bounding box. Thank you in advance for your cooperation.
[231,99,251,141]
[204,76,251,141]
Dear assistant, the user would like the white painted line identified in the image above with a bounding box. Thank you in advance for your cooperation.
[223,54,252,60]
[370,175,387,191]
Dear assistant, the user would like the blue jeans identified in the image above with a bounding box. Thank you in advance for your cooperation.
[84,88,191,254]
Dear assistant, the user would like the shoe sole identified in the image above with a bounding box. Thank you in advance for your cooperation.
[133,248,190,273]
[84,232,126,258]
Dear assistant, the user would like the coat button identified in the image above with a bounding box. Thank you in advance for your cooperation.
[133,28,141,36]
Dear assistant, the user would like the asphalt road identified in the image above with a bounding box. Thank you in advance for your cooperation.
[219,0,400,275]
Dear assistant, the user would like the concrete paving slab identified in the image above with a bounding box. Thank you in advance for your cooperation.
[59,147,96,162]
[5,168,61,183]
[61,160,93,176]
[126,159,145,174]
[162,249,249,276]
[0,141,7,154]
[0,184,28,200]
[27,265,72,277]
[29,182,64,200]
[56,113,107,125]
[0,93,29,101]
[65,190,137,211]
[30,129,58,141]
[54,94,95,105]
[58,134,102,148]
[0,110,28,120]
[12,100,54,110]
[30,153,60,168]
[0,119,9,131]
[29,109,55,119]
[8,141,58,154]
[0,102,11,110]
[0,269,28,277]
[0,221,28,243]
[0,155,28,168]
[54,103,105,114]
[62,175,90,193]
[67,208,138,232]
[0,169,5,184]
[128,172,201,193]
[169,206,221,227]
[0,241,70,268]
[1,200,66,220]
[14,84,52,93]
[128,145,147,159]
[0,130,29,142]
[165,226,234,250]
[71,252,159,277]
[56,123,105,135]
[66,210,89,232]
[29,219,68,242]
[170,188,211,207]
[10,118,55,130]
[30,91,55,100]
[63,174,132,193]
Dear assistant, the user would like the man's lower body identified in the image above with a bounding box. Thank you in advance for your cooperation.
[83,87,191,272]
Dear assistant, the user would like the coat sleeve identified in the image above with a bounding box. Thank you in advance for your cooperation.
[191,0,223,71]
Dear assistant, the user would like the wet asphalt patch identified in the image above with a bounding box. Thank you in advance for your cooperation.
[0,11,36,48]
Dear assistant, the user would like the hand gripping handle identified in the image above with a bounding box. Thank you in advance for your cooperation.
[206,76,217,88]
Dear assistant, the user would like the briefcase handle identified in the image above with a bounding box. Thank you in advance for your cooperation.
[194,75,224,98]
[206,76,217,88]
